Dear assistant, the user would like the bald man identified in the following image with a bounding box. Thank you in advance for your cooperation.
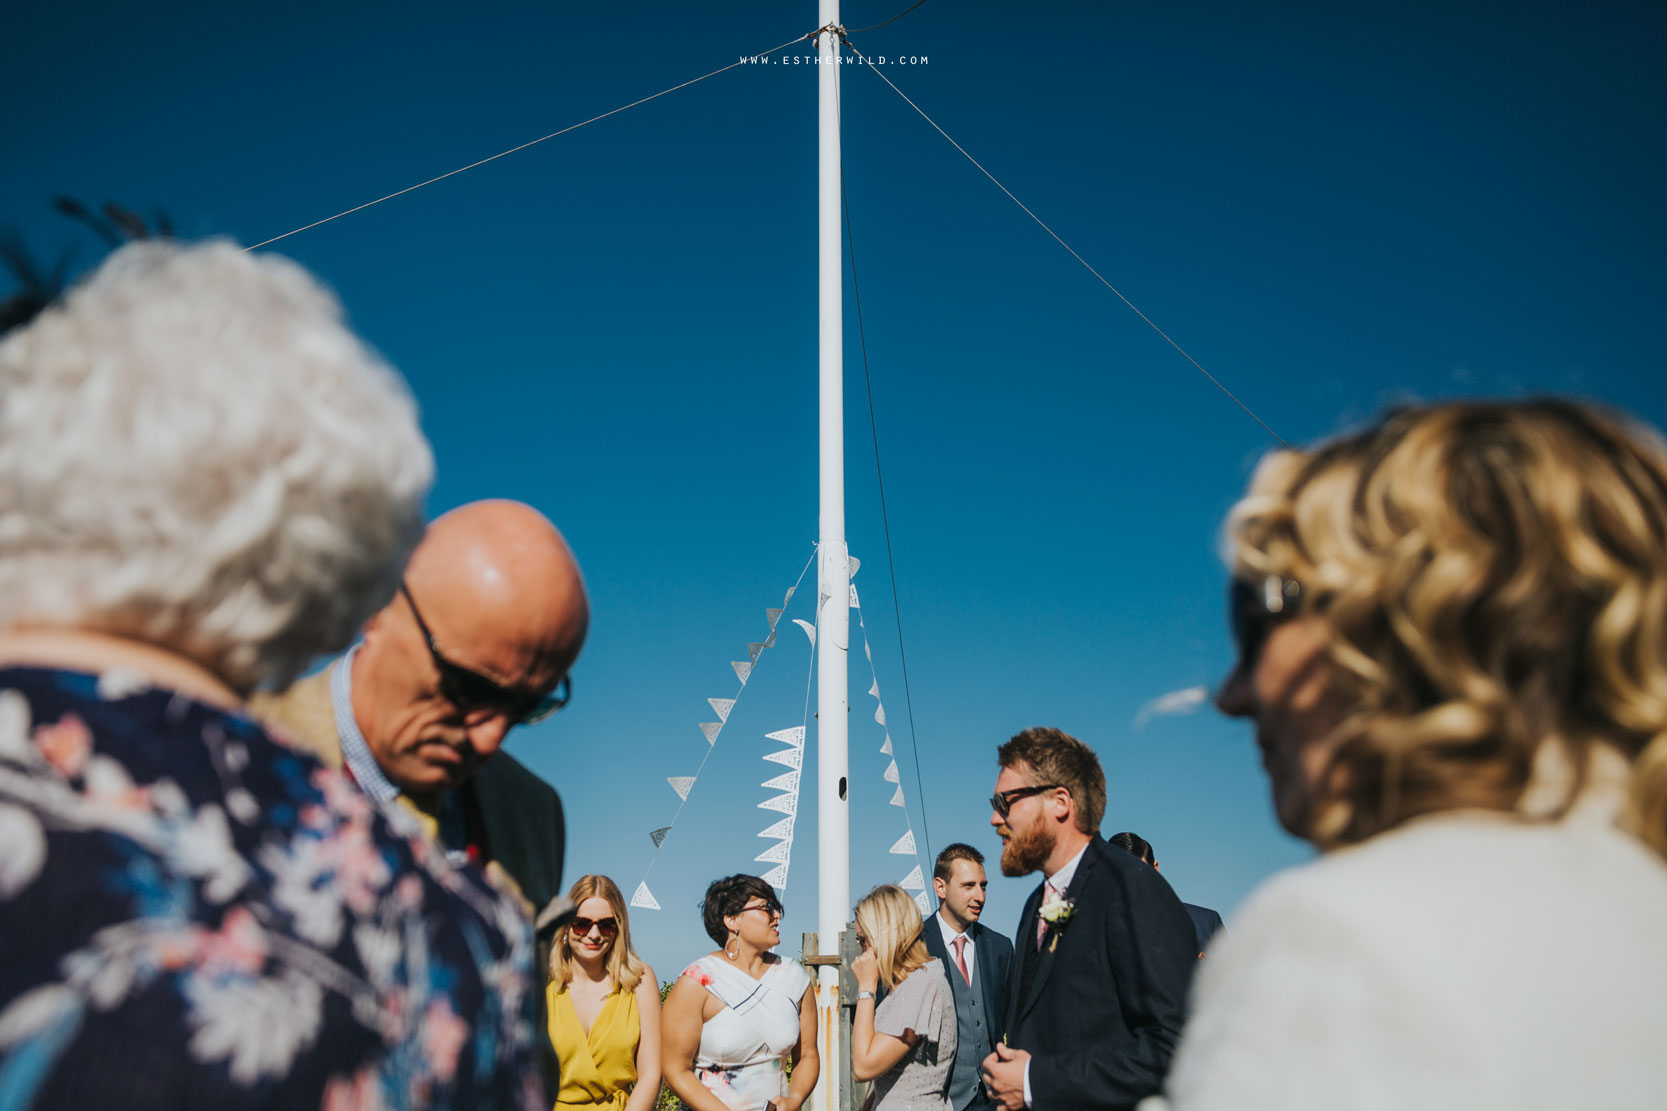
[252,498,587,926]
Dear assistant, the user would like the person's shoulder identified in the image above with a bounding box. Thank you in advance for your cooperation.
[972,920,1013,950]
[472,749,561,812]
[245,666,340,764]
[765,954,812,995]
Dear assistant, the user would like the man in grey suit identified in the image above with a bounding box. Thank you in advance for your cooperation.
[921,843,1014,1111]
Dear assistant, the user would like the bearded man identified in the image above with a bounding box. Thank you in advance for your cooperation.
[980,727,1196,1111]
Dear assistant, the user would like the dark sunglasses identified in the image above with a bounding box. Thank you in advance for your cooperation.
[570,915,619,940]
[989,783,1062,819]
[740,900,784,921]
[400,582,571,725]
[1229,575,1305,670]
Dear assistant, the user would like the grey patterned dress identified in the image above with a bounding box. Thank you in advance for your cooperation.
[863,957,958,1111]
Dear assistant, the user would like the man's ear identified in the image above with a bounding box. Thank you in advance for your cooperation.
[932,877,947,898]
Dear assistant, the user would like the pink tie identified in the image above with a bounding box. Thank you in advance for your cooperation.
[1035,881,1055,950]
[952,935,972,985]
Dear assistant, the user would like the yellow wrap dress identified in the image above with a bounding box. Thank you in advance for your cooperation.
[547,981,642,1110]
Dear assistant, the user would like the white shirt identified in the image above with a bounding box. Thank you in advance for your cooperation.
[937,909,977,985]
[1022,838,1092,1106]
[1148,809,1667,1111]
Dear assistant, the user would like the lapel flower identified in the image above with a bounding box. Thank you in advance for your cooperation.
[1039,887,1076,951]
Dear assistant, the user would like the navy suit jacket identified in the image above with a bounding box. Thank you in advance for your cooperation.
[1183,902,1225,955]
[922,913,1014,1099]
[1005,835,1196,1110]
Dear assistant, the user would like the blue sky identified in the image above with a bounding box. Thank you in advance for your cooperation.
[7,0,1664,976]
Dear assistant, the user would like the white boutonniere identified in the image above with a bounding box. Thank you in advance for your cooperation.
[1039,888,1076,952]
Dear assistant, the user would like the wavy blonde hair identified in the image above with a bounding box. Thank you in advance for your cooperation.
[1225,399,1667,857]
[549,875,645,993]
[854,884,931,991]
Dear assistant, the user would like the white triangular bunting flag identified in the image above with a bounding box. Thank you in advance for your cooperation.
[880,736,892,755]
[883,760,899,783]
[850,584,860,607]
[793,619,815,645]
[667,776,695,800]
[819,590,832,610]
[864,641,872,661]
[650,826,671,849]
[783,586,796,605]
[732,660,752,683]
[848,556,860,578]
[761,863,789,890]
[762,770,799,793]
[755,840,792,864]
[630,882,661,910]
[890,785,905,807]
[874,705,887,727]
[868,679,879,697]
[766,607,783,628]
[759,792,798,815]
[914,890,931,915]
[699,722,722,744]
[889,830,916,855]
[747,642,765,663]
[765,747,803,771]
[709,698,735,722]
[899,864,925,891]
[766,726,806,748]
[758,816,795,840]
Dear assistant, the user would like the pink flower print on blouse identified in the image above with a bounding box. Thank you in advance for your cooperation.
[683,962,715,988]
[33,713,91,778]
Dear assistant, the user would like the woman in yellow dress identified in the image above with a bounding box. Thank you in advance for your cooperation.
[548,875,662,1111]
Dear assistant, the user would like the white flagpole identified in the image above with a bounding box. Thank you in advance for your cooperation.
[813,2,849,1110]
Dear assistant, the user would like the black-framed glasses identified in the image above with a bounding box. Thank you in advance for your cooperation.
[1229,574,1304,671]
[400,582,571,725]
[570,915,619,940]
[739,899,783,922]
[989,784,1062,819]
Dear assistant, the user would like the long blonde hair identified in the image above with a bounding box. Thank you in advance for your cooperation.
[549,874,646,993]
[855,885,931,991]
[1225,399,1667,856]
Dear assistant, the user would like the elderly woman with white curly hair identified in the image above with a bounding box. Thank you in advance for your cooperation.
[0,241,546,1108]
[1148,400,1667,1111]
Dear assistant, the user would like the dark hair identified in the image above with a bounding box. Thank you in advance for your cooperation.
[1109,831,1155,866]
[700,874,782,946]
[997,727,1107,833]
[933,842,985,882]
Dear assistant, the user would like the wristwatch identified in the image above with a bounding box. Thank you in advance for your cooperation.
[857,989,876,1001]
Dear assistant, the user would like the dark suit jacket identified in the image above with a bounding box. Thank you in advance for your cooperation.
[1005,835,1196,1110]
[922,914,1014,1107]
[1183,902,1225,955]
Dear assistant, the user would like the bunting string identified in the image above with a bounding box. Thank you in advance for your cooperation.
[851,566,931,916]
[632,546,818,911]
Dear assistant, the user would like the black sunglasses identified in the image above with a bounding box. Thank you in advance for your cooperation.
[1229,574,1304,670]
[739,899,784,920]
[989,783,1062,819]
[400,582,571,725]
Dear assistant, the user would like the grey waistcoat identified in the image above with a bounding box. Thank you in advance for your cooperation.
[944,947,990,1111]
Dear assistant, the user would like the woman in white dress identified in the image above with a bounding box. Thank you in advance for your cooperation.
[1153,400,1667,1110]
[662,875,819,1111]
[850,885,956,1111]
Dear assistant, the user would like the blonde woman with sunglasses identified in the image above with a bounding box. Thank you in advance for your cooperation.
[548,875,661,1111]
[850,885,956,1111]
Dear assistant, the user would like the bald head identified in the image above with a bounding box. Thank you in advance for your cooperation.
[352,499,589,793]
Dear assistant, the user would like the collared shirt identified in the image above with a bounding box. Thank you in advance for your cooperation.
[331,644,399,804]
[937,909,977,986]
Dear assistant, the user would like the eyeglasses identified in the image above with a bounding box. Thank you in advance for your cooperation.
[739,900,783,922]
[989,784,1062,819]
[400,582,571,725]
[570,915,618,940]
[1229,575,1304,670]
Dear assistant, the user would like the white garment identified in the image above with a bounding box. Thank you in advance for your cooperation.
[1150,810,1667,1111]
[935,911,975,986]
[685,955,811,1110]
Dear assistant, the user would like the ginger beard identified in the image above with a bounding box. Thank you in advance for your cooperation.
[999,804,1056,877]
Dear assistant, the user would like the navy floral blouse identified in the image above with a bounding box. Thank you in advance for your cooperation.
[0,667,545,1110]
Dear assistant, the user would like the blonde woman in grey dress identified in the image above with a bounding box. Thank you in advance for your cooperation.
[851,885,957,1111]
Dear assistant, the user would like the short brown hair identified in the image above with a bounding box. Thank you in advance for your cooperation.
[997,727,1106,834]
[933,842,985,883]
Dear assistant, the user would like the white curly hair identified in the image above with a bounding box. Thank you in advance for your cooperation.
[0,240,433,691]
